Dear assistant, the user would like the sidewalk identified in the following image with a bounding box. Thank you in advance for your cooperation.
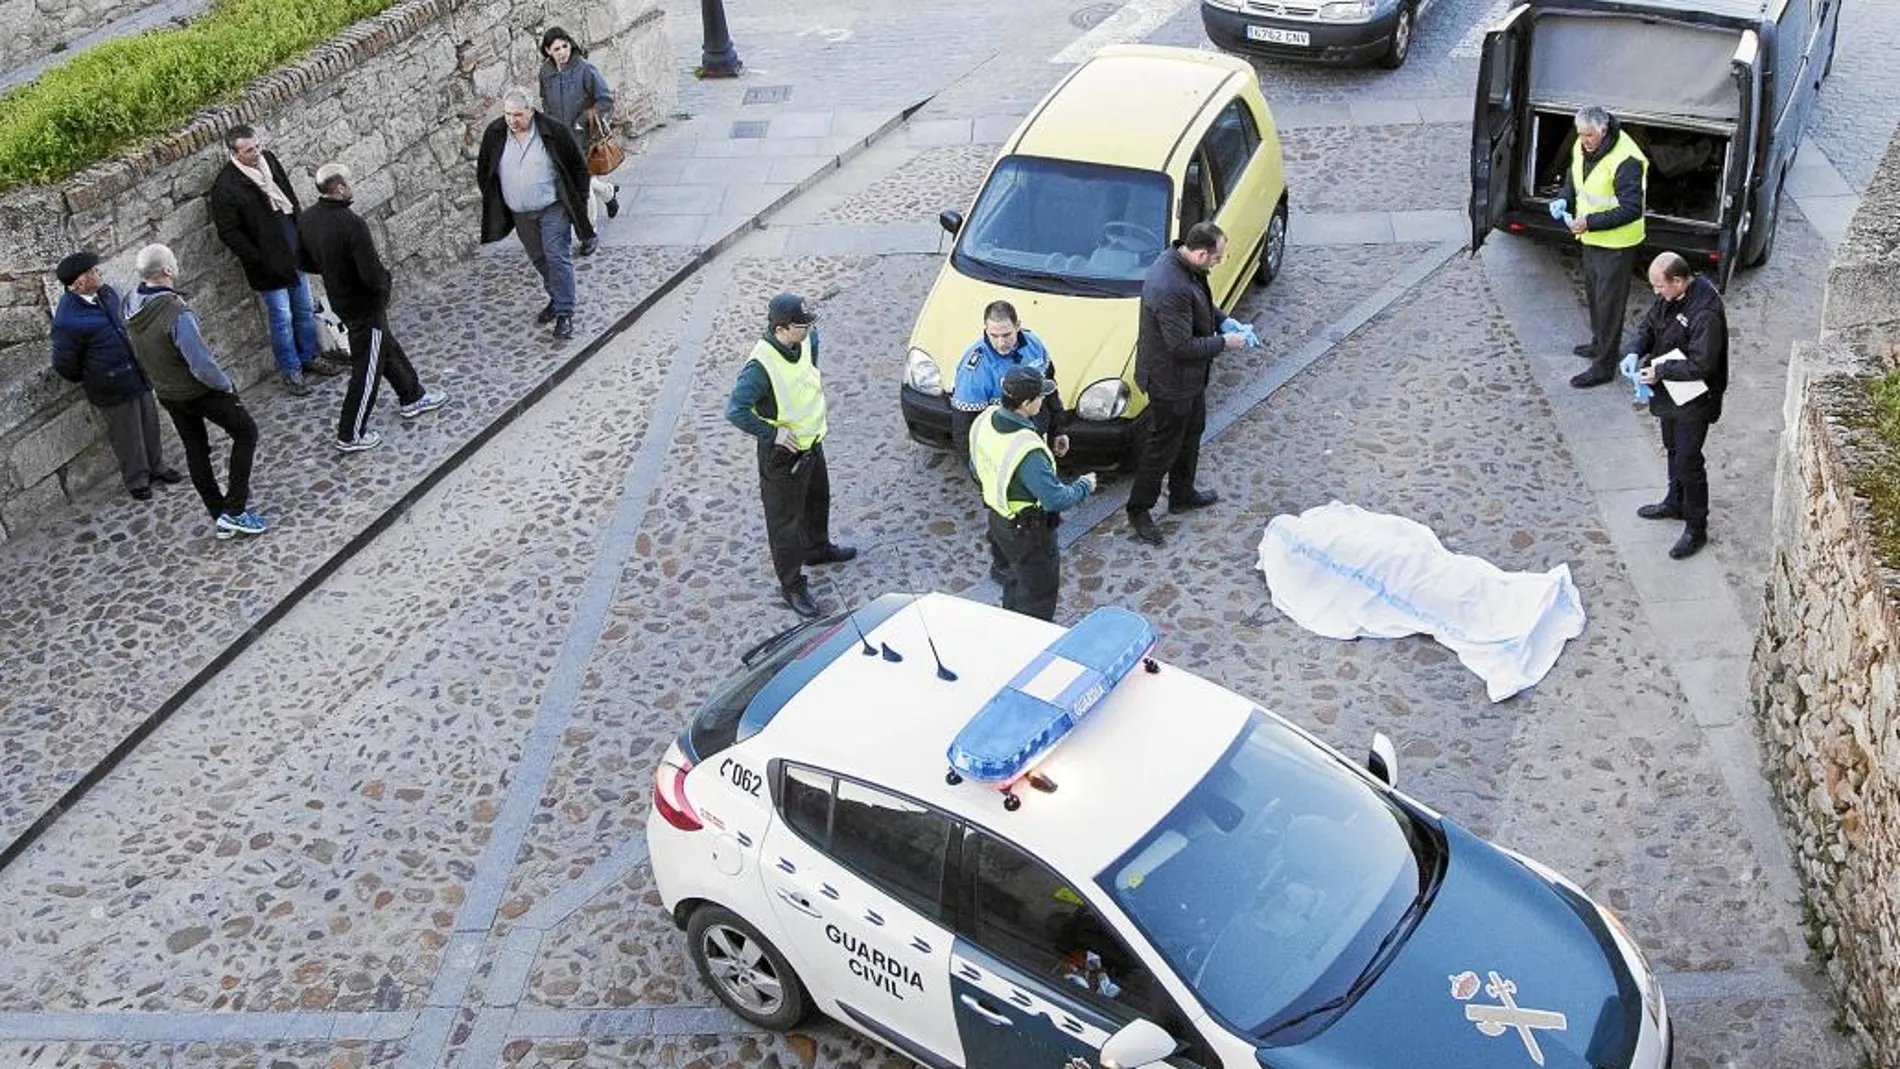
[0,4,1004,866]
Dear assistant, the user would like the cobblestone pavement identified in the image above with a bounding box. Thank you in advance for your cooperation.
[3,0,1898,1064]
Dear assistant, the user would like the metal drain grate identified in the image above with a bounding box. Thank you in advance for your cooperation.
[729,120,770,139]
[742,85,792,105]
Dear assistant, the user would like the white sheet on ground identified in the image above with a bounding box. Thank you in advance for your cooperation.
[1255,501,1586,702]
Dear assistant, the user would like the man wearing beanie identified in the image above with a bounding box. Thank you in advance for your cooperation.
[970,366,1097,621]
[49,251,180,500]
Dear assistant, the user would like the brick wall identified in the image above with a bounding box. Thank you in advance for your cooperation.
[1751,127,1900,1064]
[0,0,673,539]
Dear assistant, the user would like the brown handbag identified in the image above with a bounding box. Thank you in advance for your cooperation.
[582,107,624,176]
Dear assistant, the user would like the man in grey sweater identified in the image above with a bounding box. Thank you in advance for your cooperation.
[123,243,266,540]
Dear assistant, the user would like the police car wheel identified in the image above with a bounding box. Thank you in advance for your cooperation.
[686,905,810,1030]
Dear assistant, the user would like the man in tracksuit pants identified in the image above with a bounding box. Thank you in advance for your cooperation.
[297,163,446,452]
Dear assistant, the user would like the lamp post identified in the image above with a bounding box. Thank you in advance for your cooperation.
[696,0,743,79]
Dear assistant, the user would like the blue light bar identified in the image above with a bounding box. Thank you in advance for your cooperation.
[946,607,1157,785]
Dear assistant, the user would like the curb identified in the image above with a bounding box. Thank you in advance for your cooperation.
[0,95,935,876]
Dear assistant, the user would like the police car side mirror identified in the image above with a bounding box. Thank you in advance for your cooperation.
[940,209,964,236]
[1367,731,1399,790]
[1099,1018,1177,1069]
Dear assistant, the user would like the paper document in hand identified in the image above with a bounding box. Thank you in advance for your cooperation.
[1652,349,1709,405]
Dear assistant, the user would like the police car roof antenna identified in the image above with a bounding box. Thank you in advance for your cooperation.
[825,577,901,661]
[910,592,958,682]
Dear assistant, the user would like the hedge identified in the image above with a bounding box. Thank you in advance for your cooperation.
[0,0,401,192]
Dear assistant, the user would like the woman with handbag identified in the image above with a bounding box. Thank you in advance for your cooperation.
[538,26,622,235]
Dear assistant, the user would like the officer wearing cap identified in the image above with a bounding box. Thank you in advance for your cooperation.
[970,366,1097,621]
[725,293,857,618]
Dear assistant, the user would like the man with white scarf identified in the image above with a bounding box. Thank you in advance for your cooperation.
[208,124,346,397]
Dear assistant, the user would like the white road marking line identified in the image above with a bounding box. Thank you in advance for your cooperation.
[1450,0,1512,57]
[1049,0,1201,64]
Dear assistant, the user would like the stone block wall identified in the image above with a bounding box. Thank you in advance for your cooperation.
[0,0,673,540]
[1751,128,1900,1064]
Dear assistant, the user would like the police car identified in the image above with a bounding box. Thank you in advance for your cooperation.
[647,594,1671,1069]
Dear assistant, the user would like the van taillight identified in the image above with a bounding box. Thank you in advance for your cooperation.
[653,742,703,831]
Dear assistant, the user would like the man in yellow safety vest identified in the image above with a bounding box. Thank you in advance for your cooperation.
[970,367,1098,621]
[1553,104,1649,390]
[725,293,857,618]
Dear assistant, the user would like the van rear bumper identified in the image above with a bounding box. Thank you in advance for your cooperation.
[1495,208,1725,268]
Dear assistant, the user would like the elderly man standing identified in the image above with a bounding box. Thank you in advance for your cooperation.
[207,124,343,397]
[1554,105,1649,390]
[124,243,266,540]
[49,251,180,501]
[476,86,597,341]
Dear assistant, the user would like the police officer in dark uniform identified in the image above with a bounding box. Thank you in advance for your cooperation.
[725,293,857,618]
[971,367,1098,621]
[1630,251,1728,560]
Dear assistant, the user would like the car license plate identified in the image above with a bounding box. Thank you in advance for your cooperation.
[1246,25,1310,45]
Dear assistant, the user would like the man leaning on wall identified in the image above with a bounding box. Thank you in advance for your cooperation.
[207,124,348,397]
[49,251,182,501]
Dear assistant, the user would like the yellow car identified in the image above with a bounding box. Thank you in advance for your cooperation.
[900,44,1288,468]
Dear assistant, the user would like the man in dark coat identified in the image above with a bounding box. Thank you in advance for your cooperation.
[48,251,180,500]
[207,124,343,396]
[298,164,447,453]
[1631,251,1729,560]
[1125,221,1243,546]
[475,85,597,341]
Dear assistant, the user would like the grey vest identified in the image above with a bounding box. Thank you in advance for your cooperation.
[126,293,207,403]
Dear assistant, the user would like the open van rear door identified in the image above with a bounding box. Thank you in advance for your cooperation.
[1469,5,1530,254]
[1718,30,1762,289]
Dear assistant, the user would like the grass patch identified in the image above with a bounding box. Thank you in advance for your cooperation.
[0,0,402,192]
[1846,368,1900,565]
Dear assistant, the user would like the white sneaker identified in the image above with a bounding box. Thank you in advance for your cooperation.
[336,430,383,453]
[399,391,448,419]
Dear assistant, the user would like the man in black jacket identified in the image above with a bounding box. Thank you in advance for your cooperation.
[1126,222,1244,546]
[207,125,343,396]
[476,86,597,341]
[1630,252,1728,560]
[298,164,446,453]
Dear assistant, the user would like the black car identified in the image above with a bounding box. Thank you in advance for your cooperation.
[1200,0,1424,68]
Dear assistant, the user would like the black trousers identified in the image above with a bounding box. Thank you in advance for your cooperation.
[338,313,423,443]
[1580,244,1640,373]
[1127,392,1207,514]
[1659,413,1712,532]
[988,509,1059,621]
[160,393,258,518]
[759,439,832,591]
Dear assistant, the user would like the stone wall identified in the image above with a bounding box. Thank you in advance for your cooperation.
[1751,127,1900,1064]
[0,0,673,539]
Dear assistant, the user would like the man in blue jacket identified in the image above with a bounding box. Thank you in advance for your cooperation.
[49,251,179,501]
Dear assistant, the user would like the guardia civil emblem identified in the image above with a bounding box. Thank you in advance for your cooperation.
[1454,970,1568,1065]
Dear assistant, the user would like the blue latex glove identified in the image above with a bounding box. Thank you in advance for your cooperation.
[1220,317,1261,348]
[1547,199,1567,220]
[1619,352,1652,403]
